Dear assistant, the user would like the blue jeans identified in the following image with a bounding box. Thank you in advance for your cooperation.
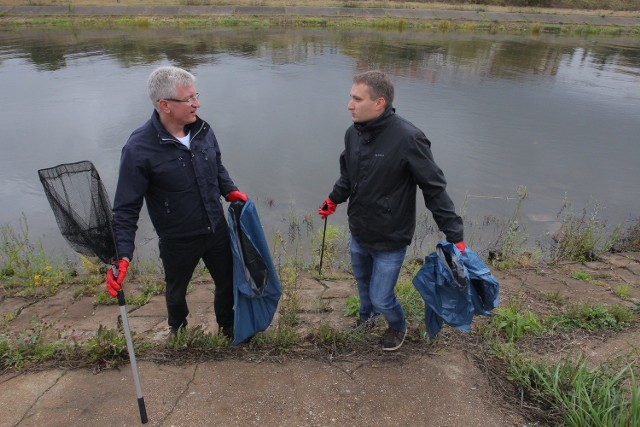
[350,237,408,331]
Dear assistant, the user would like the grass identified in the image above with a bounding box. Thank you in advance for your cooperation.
[503,353,640,426]
[492,303,544,341]
[165,325,229,351]
[549,197,621,263]
[0,0,638,13]
[0,214,73,297]
[571,270,593,282]
[0,0,638,33]
[546,303,635,331]
[487,299,639,425]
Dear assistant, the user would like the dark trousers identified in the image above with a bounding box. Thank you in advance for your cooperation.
[159,223,234,330]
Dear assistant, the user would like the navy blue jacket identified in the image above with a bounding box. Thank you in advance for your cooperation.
[112,111,237,259]
[329,106,463,251]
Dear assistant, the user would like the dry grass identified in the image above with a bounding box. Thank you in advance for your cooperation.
[1,0,638,16]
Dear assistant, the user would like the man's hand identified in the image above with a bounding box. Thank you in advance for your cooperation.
[226,190,248,203]
[318,198,337,220]
[106,258,130,297]
[454,241,466,253]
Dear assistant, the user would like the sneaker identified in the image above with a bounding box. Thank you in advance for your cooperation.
[381,327,407,351]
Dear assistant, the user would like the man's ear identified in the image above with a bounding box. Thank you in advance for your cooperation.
[157,100,170,114]
[376,97,387,111]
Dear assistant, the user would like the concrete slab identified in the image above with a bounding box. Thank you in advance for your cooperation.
[0,370,64,427]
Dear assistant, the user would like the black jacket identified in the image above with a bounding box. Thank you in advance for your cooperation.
[112,112,238,259]
[329,106,463,251]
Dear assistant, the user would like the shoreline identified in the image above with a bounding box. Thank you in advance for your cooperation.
[1,4,640,28]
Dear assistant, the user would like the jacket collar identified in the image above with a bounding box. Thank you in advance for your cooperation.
[353,105,395,144]
[151,111,206,144]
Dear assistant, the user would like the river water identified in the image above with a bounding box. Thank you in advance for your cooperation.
[1,27,639,261]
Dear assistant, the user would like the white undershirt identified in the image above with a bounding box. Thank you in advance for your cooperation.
[176,131,191,149]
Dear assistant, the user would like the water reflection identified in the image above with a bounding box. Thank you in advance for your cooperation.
[1,28,639,260]
[3,29,639,74]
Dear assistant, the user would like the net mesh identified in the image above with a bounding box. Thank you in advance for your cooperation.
[38,160,117,265]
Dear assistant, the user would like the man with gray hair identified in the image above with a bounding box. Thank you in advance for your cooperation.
[106,65,247,340]
[318,70,465,351]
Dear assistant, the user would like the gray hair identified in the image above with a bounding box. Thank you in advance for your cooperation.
[353,70,394,106]
[148,66,196,111]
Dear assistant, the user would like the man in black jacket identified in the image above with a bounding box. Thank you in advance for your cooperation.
[319,70,465,351]
[106,66,247,339]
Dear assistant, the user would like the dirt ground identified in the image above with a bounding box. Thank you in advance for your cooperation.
[1,251,639,426]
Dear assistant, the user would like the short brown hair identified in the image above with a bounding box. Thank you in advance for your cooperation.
[353,70,394,105]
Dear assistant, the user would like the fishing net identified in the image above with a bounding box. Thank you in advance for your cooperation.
[38,160,117,265]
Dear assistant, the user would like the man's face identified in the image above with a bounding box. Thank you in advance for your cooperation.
[161,84,200,127]
[347,82,385,123]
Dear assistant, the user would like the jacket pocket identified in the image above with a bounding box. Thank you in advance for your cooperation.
[152,156,192,192]
[373,196,394,222]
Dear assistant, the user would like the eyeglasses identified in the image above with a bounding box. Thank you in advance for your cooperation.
[159,93,200,104]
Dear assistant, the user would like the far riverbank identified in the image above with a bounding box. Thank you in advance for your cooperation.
[1,4,639,32]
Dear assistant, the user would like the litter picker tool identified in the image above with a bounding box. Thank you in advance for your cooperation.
[318,216,328,276]
[38,160,148,424]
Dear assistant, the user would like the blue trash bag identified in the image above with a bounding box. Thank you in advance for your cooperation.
[228,199,282,345]
[412,241,499,339]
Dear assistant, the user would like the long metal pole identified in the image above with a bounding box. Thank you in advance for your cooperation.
[115,271,148,424]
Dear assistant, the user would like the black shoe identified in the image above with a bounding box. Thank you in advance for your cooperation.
[170,323,187,337]
[354,317,376,330]
[219,325,234,340]
[354,313,380,330]
[382,327,407,351]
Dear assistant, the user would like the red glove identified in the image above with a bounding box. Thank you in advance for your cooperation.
[454,241,466,253]
[106,258,130,298]
[226,190,248,203]
[318,198,337,220]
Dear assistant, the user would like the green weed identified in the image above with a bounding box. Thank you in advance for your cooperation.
[531,21,542,34]
[278,264,301,327]
[549,197,621,262]
[438,20,453,32]
[542,291,566,305]
[488,186,540,270]
[343,295,360,317]
[83,325,128,362]
[0,318,71,370]
[165,326,228,351]
[312,223,349,274]
[546,304,635,331]
[0,215,72,295]
[249,324,298,352]
[72,284,99,300]
[506,354,640,427]
[312,321,350,348]
[126,282,165,306]
[395,279,425,324]
[94,290,118,306]
[614,284,630,298]
[492,304,543,340]
[570,271,593,282]
[617,217,640,251]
